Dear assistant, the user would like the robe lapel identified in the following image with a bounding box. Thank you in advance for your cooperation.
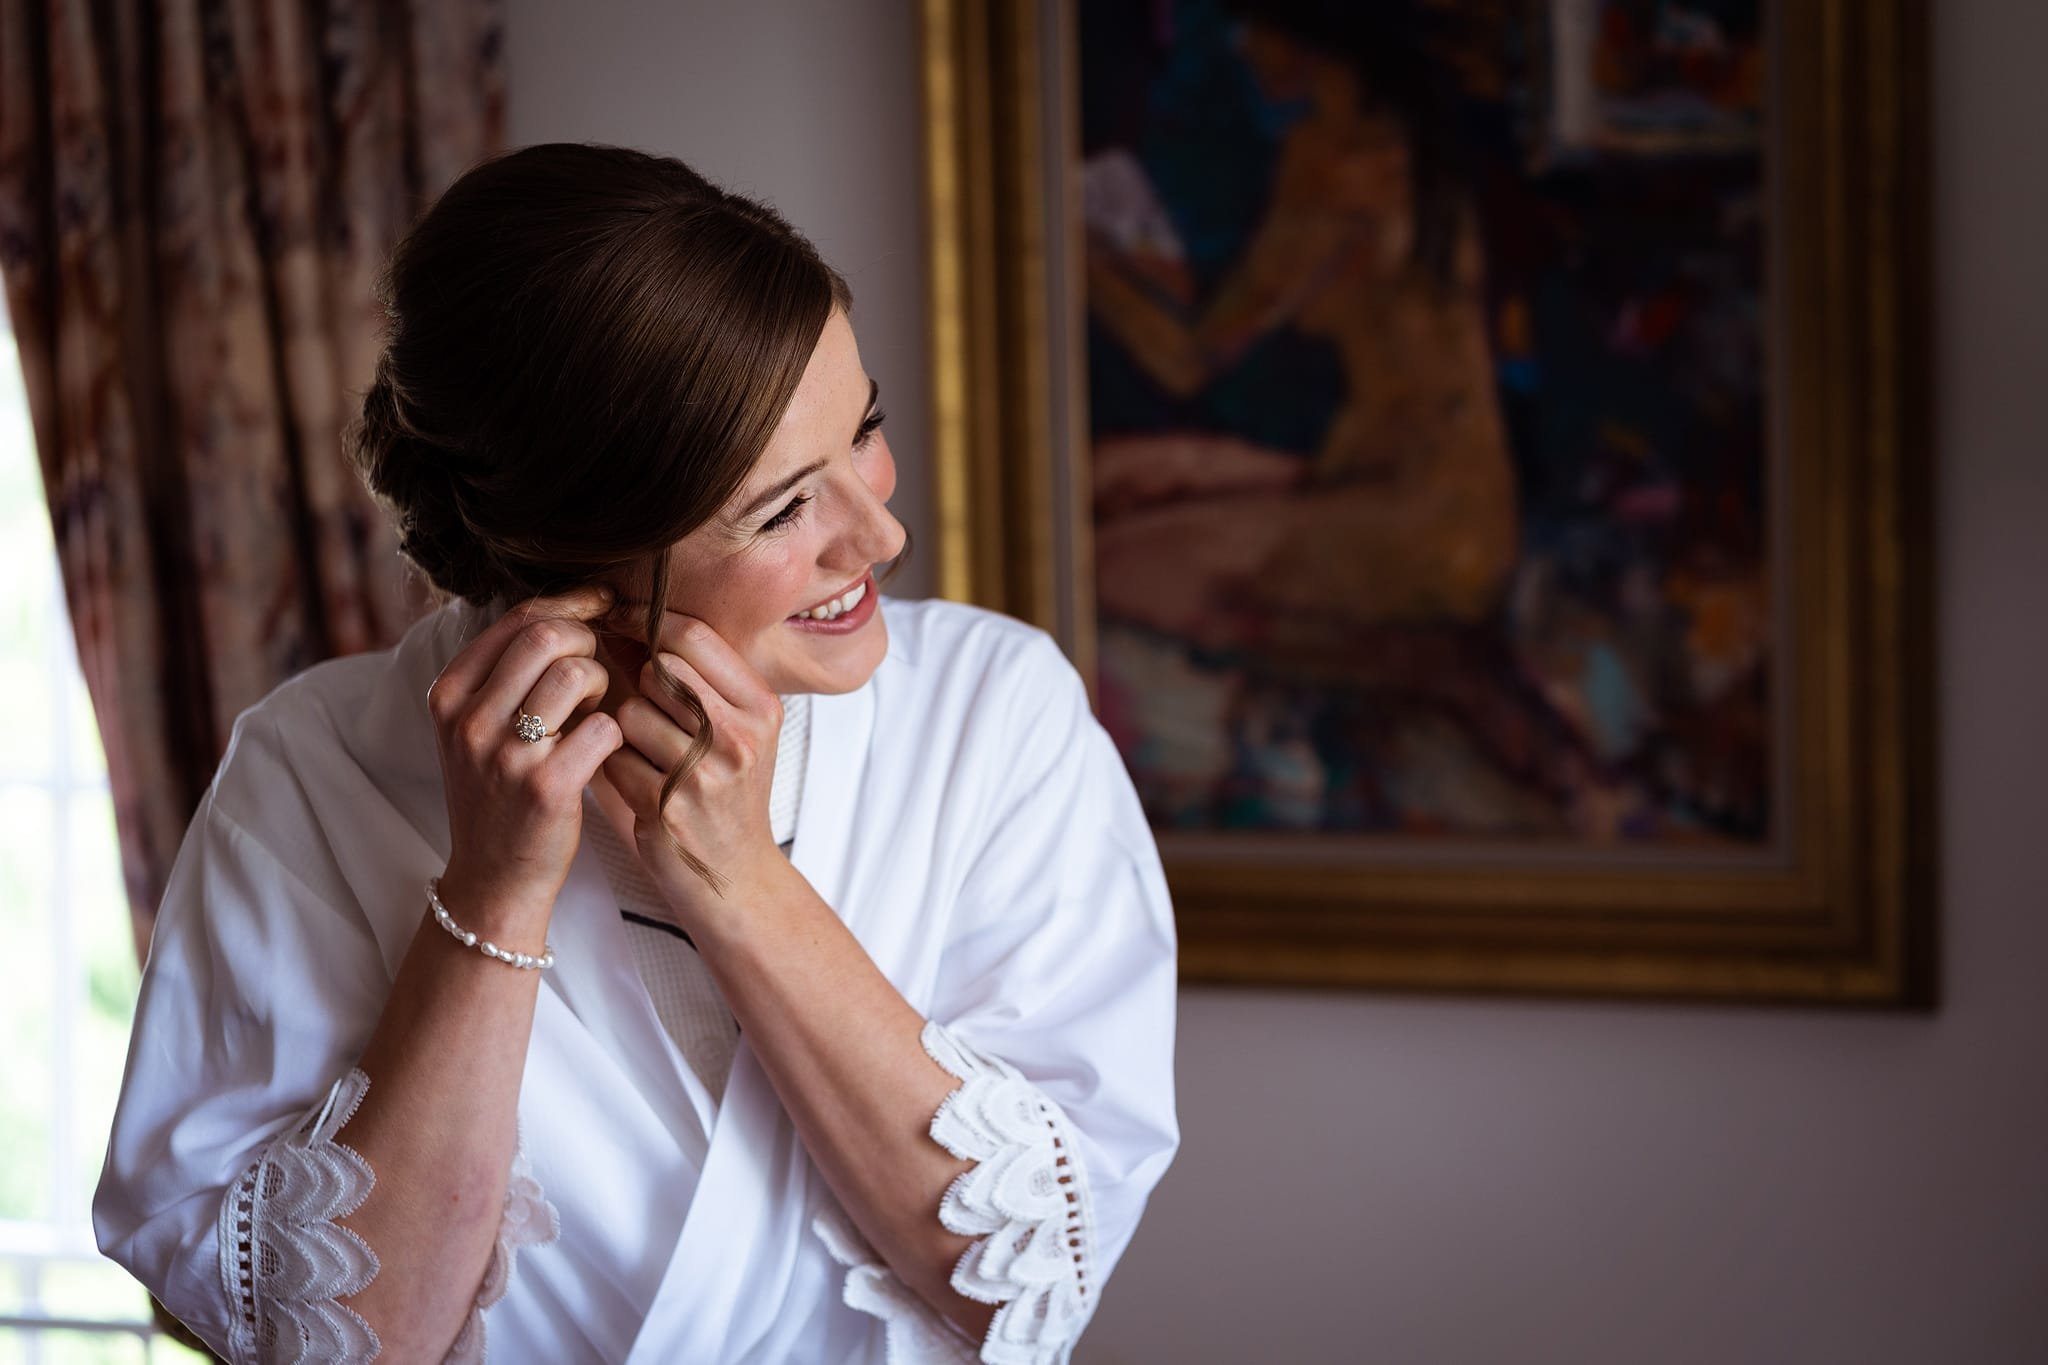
[624,677,877,1362]
[537,826,715,1169]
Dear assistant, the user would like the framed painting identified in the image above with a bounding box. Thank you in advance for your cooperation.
[918,0,1934,1004]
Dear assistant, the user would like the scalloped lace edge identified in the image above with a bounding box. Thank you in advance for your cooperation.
[219,1068,381,1363]
[217,1068,561,1363]
[809,1020,1098,1365]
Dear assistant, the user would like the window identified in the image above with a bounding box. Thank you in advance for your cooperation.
[0,302,207,1361]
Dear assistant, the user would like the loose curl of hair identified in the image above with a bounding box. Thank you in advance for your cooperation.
[345,142,911,895]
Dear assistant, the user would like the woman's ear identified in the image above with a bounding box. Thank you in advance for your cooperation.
[588,605,650,707]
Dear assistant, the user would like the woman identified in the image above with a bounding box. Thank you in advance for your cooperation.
[92,143,1180,1364]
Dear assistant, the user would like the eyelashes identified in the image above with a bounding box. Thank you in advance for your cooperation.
[857,407,887,445]
[761,492,811,533]
[758,407,887,535]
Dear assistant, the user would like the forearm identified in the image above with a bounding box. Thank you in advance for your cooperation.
[329,886,548,1358]
[1195,214,1350,360]
[693,868,998,1344]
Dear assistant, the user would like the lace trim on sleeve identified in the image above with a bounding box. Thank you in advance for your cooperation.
[812,1201,981,1364]
[216,1069,562,1364]
[811,1020,1098,1365]
[218,1069,382,1363]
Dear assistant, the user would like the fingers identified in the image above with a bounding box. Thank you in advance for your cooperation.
[516,656,609,738]
[469,613,603,733]
[636,609,774,713]
[613,692,692,773]
[637,652,714,735]
[549,707,624,787]
[600,739,665,813]
[428,584,615,721]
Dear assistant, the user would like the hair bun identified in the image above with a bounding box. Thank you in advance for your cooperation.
[347,363,502,605]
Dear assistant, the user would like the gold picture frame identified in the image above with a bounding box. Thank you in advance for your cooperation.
[919,0,1935,1005]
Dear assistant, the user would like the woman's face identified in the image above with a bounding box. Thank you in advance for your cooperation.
[624,307,907,697]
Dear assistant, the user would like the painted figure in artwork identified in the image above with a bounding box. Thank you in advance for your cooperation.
[1085,2,1517,661]
[1081,0,1769,842]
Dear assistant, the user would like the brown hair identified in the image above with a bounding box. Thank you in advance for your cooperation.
[346,141,908,893]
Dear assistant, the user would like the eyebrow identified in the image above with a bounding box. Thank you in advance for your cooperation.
[734,377,881,522]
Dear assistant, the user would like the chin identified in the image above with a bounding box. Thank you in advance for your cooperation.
[766,617,889,697]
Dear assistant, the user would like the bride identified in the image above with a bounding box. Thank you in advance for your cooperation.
[92,142,1180,1364]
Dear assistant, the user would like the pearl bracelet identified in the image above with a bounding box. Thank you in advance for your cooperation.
[427,877,556,970]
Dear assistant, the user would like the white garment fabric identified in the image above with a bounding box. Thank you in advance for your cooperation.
[618,913,741,1104]
[766,688,809,842]
[603,688,808,1104]
[94,594,1181,1363]
[595,814,742,1106]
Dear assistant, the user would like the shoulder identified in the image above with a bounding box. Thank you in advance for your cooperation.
[205,659,383,829]
[872,595,1097,809]
[877,594,1082,702]
[204,600,471,836]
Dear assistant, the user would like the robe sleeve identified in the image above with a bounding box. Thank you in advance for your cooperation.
[816,628,1181,1365]
[90,700,556,1361]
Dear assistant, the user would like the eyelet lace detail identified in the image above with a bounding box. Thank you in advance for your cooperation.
[217,1068,562,1363]
[219,1069,382,1363]
[812,1021,1098,1364]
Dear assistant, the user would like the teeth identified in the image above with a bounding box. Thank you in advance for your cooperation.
[794,578,867,621]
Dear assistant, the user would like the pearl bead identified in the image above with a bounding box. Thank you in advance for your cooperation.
[425,876,556,971]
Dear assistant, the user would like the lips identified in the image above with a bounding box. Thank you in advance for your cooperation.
[785,569,881,634]
[792,571,871,617]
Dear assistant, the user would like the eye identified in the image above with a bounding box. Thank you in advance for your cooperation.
[760,492,811,533]
[854,406,886,449]
[758,409,884,535]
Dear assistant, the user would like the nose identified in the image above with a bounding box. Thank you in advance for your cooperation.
[851,496,907,570]
[844,440,907,567]
[819,491,904,588]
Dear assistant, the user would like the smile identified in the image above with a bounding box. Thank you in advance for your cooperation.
[788,571,872,622]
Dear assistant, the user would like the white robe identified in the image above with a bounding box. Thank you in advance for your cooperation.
[92,594,1181,1363]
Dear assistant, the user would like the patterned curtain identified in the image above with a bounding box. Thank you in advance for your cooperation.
[0,0,504,961]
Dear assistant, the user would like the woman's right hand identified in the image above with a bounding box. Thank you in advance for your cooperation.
[426,585,624,935]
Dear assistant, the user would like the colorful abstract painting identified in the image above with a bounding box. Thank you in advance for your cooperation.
[1080,0,1771,848]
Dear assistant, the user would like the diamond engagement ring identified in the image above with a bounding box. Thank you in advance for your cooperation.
[513,711,550,744]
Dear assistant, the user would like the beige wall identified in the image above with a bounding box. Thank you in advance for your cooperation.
[506,3,2048,1360]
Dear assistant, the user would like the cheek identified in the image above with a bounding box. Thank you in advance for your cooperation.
[735,553,817,629]
[863,437,898,503]
[663,548,809,632]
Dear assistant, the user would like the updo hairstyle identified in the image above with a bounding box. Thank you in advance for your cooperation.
[344,142,903,891]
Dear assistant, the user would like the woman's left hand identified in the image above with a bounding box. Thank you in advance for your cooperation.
[600,610,793,935]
